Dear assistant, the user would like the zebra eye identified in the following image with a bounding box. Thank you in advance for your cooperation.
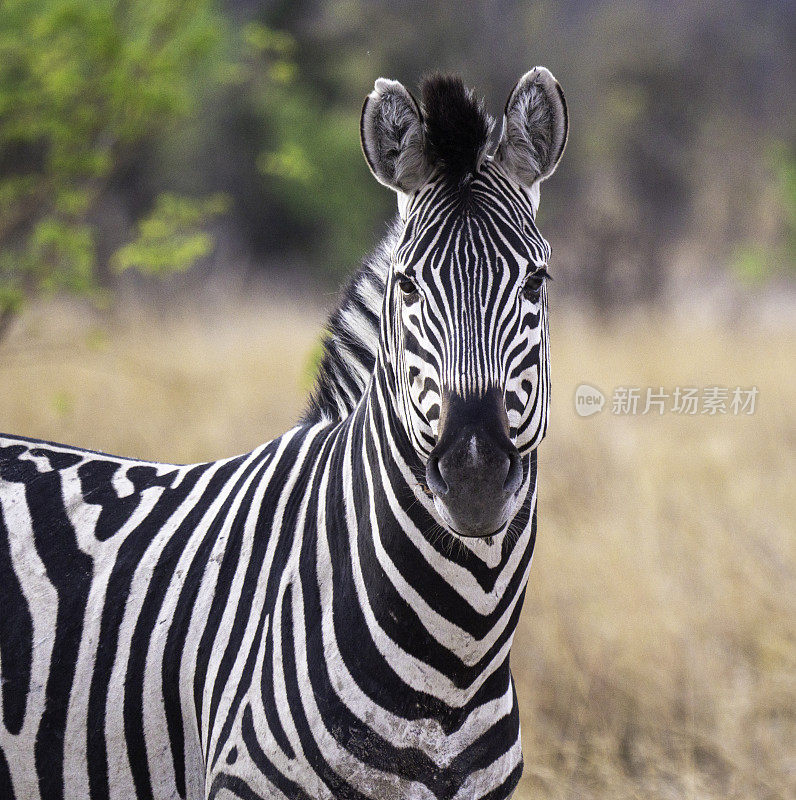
[397,275,419,300]
[522,268,551,301]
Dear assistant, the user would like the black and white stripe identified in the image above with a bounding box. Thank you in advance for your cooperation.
[1,69,567,800]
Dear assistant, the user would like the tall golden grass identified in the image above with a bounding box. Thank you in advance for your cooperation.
[1,297,793,799]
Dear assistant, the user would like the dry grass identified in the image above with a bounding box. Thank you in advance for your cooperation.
[516,311,794,799]
[1,297,793,799]
[0,295,325,462]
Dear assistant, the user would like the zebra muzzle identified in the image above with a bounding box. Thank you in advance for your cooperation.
[426,387,524,537]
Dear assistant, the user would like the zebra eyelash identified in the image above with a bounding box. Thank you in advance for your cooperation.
[395,273,420,301]
[530,266,552,281]
[521,266,551,300]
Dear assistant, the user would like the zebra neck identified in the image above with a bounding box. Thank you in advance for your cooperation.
[330,365,538,691]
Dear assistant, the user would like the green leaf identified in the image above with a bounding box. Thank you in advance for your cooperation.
[111,192,229,274]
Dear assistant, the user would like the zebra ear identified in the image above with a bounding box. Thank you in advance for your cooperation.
[494,67,568,188]
[361,78,434,193]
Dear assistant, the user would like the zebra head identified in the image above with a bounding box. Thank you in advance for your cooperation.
[361,69,568,539]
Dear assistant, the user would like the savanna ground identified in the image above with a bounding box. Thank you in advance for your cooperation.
[1,295,793,800]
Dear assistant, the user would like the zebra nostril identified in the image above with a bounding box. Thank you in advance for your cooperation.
[426,455,449,496]
[503,450,523,495]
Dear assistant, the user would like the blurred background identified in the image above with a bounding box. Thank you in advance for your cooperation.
[0,1,793,798]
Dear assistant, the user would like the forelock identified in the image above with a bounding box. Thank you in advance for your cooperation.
[420,74,494,186]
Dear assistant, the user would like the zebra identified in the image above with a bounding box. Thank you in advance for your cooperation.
[0,67,568,800]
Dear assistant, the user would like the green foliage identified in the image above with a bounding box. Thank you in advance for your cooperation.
[731,142,796,284]
[732,245,771,286]
[772,143,796,262]
[0,0,232,329]
[256,82,391,277]
[301,335,327,394]
[1,0,791,319]
[241,21,392,278]
[51,389,73,418]
[113,193,229,274]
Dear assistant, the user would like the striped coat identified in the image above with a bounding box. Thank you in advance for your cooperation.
[1,67,567,800]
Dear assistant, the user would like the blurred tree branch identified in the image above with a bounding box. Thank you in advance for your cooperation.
[1,0,791,327]
[0,0,235,341]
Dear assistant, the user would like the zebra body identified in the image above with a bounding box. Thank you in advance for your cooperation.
[0,389,531,799]
[1,69,568,799]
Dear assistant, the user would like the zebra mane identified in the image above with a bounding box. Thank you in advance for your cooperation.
[302,222,397,424]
